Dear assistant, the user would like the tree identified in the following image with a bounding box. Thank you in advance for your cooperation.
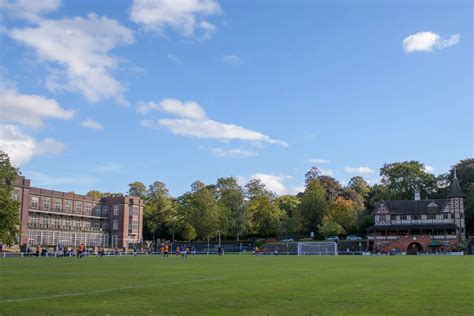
[148,181,169,199]
[245,179,273,200]
[246,195,282,236]
[328,197,356,231]
[86,191,123,198]
[143,182,175,240]
[0,151,20,246]
[216,177,246,240]
[299,180,328,233]
[450,158,474,190]
[276,195,301,218]
[128,181,147,199]
[276,195,301,235]
[380,161,437,200]
[319,215,345,238]
[367,184,390,211]
[464,184,474,235]
[189,185,219,242]
[86,190,103,198]
[347,176,370,199]
[318,175,342,202]
[305,167,321,186]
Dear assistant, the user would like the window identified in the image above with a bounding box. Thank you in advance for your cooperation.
[461,213,464,219]
[84,220,91,228]
[102,205,108,217]
[55,200,62,212]
[43,215,50,225]
[133,206,139,217]
[427,214,436,220]
[65,217,72,227]
[31,196,39,209]
[27,230,34,245]
[400,215,407,220]
[76,202,83,214]
[30,214,38,225]
[113,205,119,216]
[54,216,60,226]
[43,198,51,210]
[390,215,397,220]
[113,219,118,230]
[65,200,72,212]
[86,203,92,214]
[74,219,81,228]
[443,213,450,219]
[103,222,109,230]
[412,215,421,220]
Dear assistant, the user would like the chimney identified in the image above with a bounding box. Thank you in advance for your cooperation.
[414,191,420,201]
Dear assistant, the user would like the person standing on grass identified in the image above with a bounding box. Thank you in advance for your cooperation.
[57,244,63,258]
[164,244,169,257]
[176,245,180,257]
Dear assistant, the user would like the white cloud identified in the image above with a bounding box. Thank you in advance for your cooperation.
[0,0,61,22]
[320,169,334,176]
[8,13,134,103]
[80,118,104,130]
[138,99,207,119]
[239,173,302,196]
[0,124,65,166]
[366,177,382,185]
[167,53,182,63]
[222,54,242,65]
[306,158,330,164]
[0,87,75,128]
[402,31,460,53]
[344,166,375,174]
[211,147,258,158]
[153,118,287,146]
[251,173,291,196]
[129,0,220,38]
[140,98,287,147]
[424,165,435,173]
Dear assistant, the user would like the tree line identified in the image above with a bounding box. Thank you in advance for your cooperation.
[0,150,472,246]
[121,159,474,242]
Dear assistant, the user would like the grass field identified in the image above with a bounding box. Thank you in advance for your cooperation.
[0,255,473,315]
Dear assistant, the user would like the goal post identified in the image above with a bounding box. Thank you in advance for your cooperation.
[297,242,338,256]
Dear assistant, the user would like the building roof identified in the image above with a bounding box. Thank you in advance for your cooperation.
[447,176,465,198]
[384,199,448,215]
[368,224,457,231]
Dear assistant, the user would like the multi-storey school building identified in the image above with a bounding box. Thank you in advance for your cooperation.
[368,175,466,253]
[12,176,144,249]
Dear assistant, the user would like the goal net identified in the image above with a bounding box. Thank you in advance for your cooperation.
[297,242,338,255]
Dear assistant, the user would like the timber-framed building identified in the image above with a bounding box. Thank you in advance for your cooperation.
[368,176,465,253]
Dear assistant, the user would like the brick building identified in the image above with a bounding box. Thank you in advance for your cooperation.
[368,175,466,253]
[12,176,144,249]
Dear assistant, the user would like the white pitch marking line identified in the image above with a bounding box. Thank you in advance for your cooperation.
[0,277,218,303]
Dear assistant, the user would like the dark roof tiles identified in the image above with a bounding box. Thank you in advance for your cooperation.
[384,199,448,215]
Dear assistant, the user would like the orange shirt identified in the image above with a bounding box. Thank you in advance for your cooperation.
[164,245,169,252]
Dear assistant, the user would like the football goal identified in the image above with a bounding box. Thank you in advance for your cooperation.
[297,242,338,255]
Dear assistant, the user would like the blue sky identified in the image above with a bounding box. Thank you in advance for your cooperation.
[0,0,472,196]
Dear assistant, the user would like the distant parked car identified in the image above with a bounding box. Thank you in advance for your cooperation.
[346,235,363,241]
[281,238,294,243]
[327,236,339,241]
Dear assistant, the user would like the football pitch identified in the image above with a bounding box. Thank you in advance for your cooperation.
[0,255,472,315]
